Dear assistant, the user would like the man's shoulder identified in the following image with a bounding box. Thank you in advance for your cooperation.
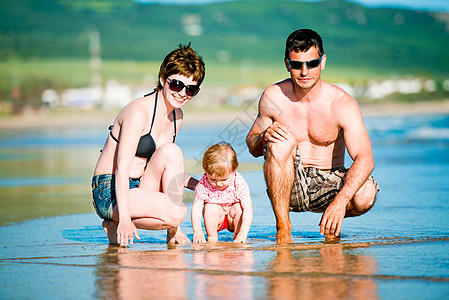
[322,82,363,122]
[265,79,291,92]
[322,81,358,107]
[261,79,292,102]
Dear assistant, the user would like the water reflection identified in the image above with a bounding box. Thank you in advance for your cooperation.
[95,246,189,299]
[192,244,255,299]
[268,244,379,300]
[0,147,97,225]
[94,244,256,300]
[94,243,378,299]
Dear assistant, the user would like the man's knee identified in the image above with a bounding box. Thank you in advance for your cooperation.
[350,180,378,215]
[265,139,296,164]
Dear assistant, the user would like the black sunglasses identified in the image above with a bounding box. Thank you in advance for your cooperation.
[287,56,323,70]
[166,78,200,97]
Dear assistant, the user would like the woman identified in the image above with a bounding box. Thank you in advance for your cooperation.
[92,44,205,246]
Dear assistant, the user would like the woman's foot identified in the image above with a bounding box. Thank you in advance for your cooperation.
[102,220,119,246]
[167,226,191,244]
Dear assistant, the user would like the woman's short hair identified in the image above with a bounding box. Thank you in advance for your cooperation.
[157,43,205,90]
[202,142,239,177]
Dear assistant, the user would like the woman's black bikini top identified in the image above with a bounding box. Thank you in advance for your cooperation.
[109,90,177,161]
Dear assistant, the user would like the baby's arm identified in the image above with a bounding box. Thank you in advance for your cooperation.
[234,194,253,243]
[191,196,206,243]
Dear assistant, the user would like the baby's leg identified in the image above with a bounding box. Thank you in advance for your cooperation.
[203,203,224,243]
[229,203,243,240]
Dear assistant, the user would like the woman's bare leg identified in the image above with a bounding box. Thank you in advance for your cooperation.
[102,220,118,245]
[110,143,191,244]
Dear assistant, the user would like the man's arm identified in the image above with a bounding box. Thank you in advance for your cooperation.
[246,88,276,157]
[319,98,375,237]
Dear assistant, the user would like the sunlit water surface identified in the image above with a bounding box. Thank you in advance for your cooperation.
[1,113,448,299]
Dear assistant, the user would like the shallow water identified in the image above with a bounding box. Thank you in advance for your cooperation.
[0,213,448,299]
[1,113,449,299]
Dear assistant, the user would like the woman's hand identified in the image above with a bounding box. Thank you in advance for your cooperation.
[117,219,140,247]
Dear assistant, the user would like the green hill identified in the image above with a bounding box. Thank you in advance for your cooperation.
[1,0,449,74]
[1,0,449,106]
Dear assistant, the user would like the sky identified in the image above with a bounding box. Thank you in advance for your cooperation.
[137,0,449,13]
[349,0,449,12]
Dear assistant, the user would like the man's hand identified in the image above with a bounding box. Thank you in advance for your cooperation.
[264,121,294,143]
[319,199,347,237]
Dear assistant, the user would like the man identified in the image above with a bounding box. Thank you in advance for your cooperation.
[246,29,379,243]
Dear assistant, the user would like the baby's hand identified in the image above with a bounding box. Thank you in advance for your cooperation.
[233,235,247,243]
[193,232,206,243]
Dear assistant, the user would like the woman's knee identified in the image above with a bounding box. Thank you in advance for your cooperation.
[155,143,183,163]
[142,143,184,186]
[167,203,188,227]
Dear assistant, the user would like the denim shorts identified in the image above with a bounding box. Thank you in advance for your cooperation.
[91,174,141,220]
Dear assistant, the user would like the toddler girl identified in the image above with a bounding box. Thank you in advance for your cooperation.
[192,142,253,243]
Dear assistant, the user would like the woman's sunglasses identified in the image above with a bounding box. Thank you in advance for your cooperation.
[166,78,200,97]
[286,56,323,70]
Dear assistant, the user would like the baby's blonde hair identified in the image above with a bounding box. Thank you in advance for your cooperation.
[202,142,239,177]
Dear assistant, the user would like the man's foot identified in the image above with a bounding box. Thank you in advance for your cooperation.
[102,220,119,246]
[167,226,191,244]
[275,228,293,244]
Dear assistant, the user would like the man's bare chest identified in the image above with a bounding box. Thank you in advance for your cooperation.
[279,105,341,146]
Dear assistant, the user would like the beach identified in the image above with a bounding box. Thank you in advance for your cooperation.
[1,101,449,299]
[1,100,449,130]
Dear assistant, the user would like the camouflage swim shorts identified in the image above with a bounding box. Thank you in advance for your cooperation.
[290,148,380,213]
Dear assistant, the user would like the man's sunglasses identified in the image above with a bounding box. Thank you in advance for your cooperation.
[166,78,200,97]
[286,56,323,70]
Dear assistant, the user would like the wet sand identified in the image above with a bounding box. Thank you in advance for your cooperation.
[1,102,449,298]
[1,100,449,130]
[1,212,448,299]
[1,163,449,299]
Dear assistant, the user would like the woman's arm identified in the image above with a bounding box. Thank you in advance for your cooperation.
[114,105,147,246]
